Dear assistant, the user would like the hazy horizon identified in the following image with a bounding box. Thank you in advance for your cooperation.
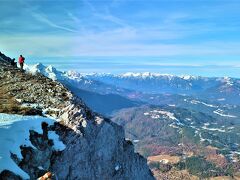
[25,56,240,78]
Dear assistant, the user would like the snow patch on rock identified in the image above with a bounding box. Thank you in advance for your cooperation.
[144,109,177,120]
[0,113,65,179]
[213,109,237,118]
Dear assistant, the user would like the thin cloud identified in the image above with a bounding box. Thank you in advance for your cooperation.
[18,0,78,33]
[94,12,129,27]
[32,13,78,33]
[82,0,96,12]
[83,0,130,28]
[67,12,81,23]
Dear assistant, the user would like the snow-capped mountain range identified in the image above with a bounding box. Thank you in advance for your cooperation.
[27,63,239,90]
[26,63,240,105]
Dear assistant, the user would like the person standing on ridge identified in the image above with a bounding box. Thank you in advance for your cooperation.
[11,58,17,67]
[18,55,25,71]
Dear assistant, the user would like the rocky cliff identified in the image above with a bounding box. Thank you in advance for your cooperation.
[0,53,154,180]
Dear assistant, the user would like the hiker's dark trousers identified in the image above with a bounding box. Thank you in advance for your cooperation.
[20,63,24,70]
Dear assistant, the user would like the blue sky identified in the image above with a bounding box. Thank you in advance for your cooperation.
[0,0,240,76]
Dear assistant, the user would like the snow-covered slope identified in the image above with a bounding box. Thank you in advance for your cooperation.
[26,63,93,86]
[26,63,70,81]
[0,113,65,179]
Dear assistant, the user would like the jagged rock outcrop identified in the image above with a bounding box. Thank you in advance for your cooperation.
[0,53,154,180]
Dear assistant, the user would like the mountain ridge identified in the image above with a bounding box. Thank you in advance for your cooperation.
[0,53,154,179]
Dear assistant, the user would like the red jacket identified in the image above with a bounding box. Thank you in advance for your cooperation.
[19,56,25,64]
